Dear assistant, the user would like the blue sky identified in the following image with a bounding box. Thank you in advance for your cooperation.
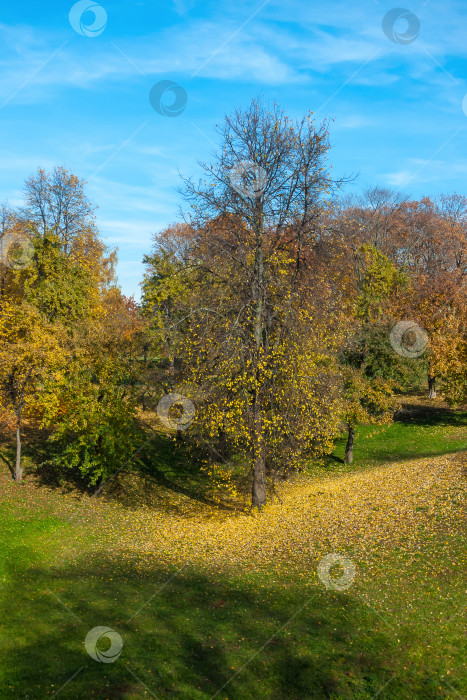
[1,0,466,298]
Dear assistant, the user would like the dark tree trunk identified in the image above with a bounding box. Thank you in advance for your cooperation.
[428,375,437,399]
[94,474,103,496]
[251,201,267,509]
[14,423,22,482]
[169,355,175,391]
[251,386,266,508]
[218,425,228,460]
[344,425,355,465]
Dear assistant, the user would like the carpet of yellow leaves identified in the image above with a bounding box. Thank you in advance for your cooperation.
[35,451,466,583]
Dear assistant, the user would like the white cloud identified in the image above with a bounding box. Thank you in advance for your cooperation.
[384,157,467,187]
[1,0,466,104]
[98,219,157,245]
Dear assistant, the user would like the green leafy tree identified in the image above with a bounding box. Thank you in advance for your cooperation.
[341,367,397,465]
[40,289,144,488]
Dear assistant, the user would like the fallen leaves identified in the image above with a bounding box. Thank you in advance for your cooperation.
[1,447,465,593]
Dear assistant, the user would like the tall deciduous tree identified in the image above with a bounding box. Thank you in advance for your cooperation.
[0,300,64,481]
[23,166,97,255]
[0,167,133,488]
[176,98,346,507]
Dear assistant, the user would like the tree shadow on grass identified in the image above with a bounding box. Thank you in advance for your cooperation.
[394,402,467,427]
[1,548,412,700]
[22,426,241,514]
[0,449,14,479]
[102,434,243,514]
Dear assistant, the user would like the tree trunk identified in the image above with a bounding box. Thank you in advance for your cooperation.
[428,375,437,399]
[344,425,355,465]
[94,474,103,496]
[251,393,266,508]
[169,355,175,391]
[251,204,266,509]
[218,424,228,460]
[14,423,22,482]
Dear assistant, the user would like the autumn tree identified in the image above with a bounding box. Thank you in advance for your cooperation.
[390,197,467,398]
[0,167,139,489]
[331,192,467,399]
[0,299,64,481]
[141,223,198,411]
[22,166,97,255]
[39,300,143,489]
[172,97,348,507]
[33,247,142,488]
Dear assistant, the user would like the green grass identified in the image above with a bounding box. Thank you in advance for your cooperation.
[1,397,466,699]
[329,403,467,469]
[0,507,466,699]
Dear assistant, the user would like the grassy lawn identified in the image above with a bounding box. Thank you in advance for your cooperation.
[0,396,466,699]
[328,397,467,470]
